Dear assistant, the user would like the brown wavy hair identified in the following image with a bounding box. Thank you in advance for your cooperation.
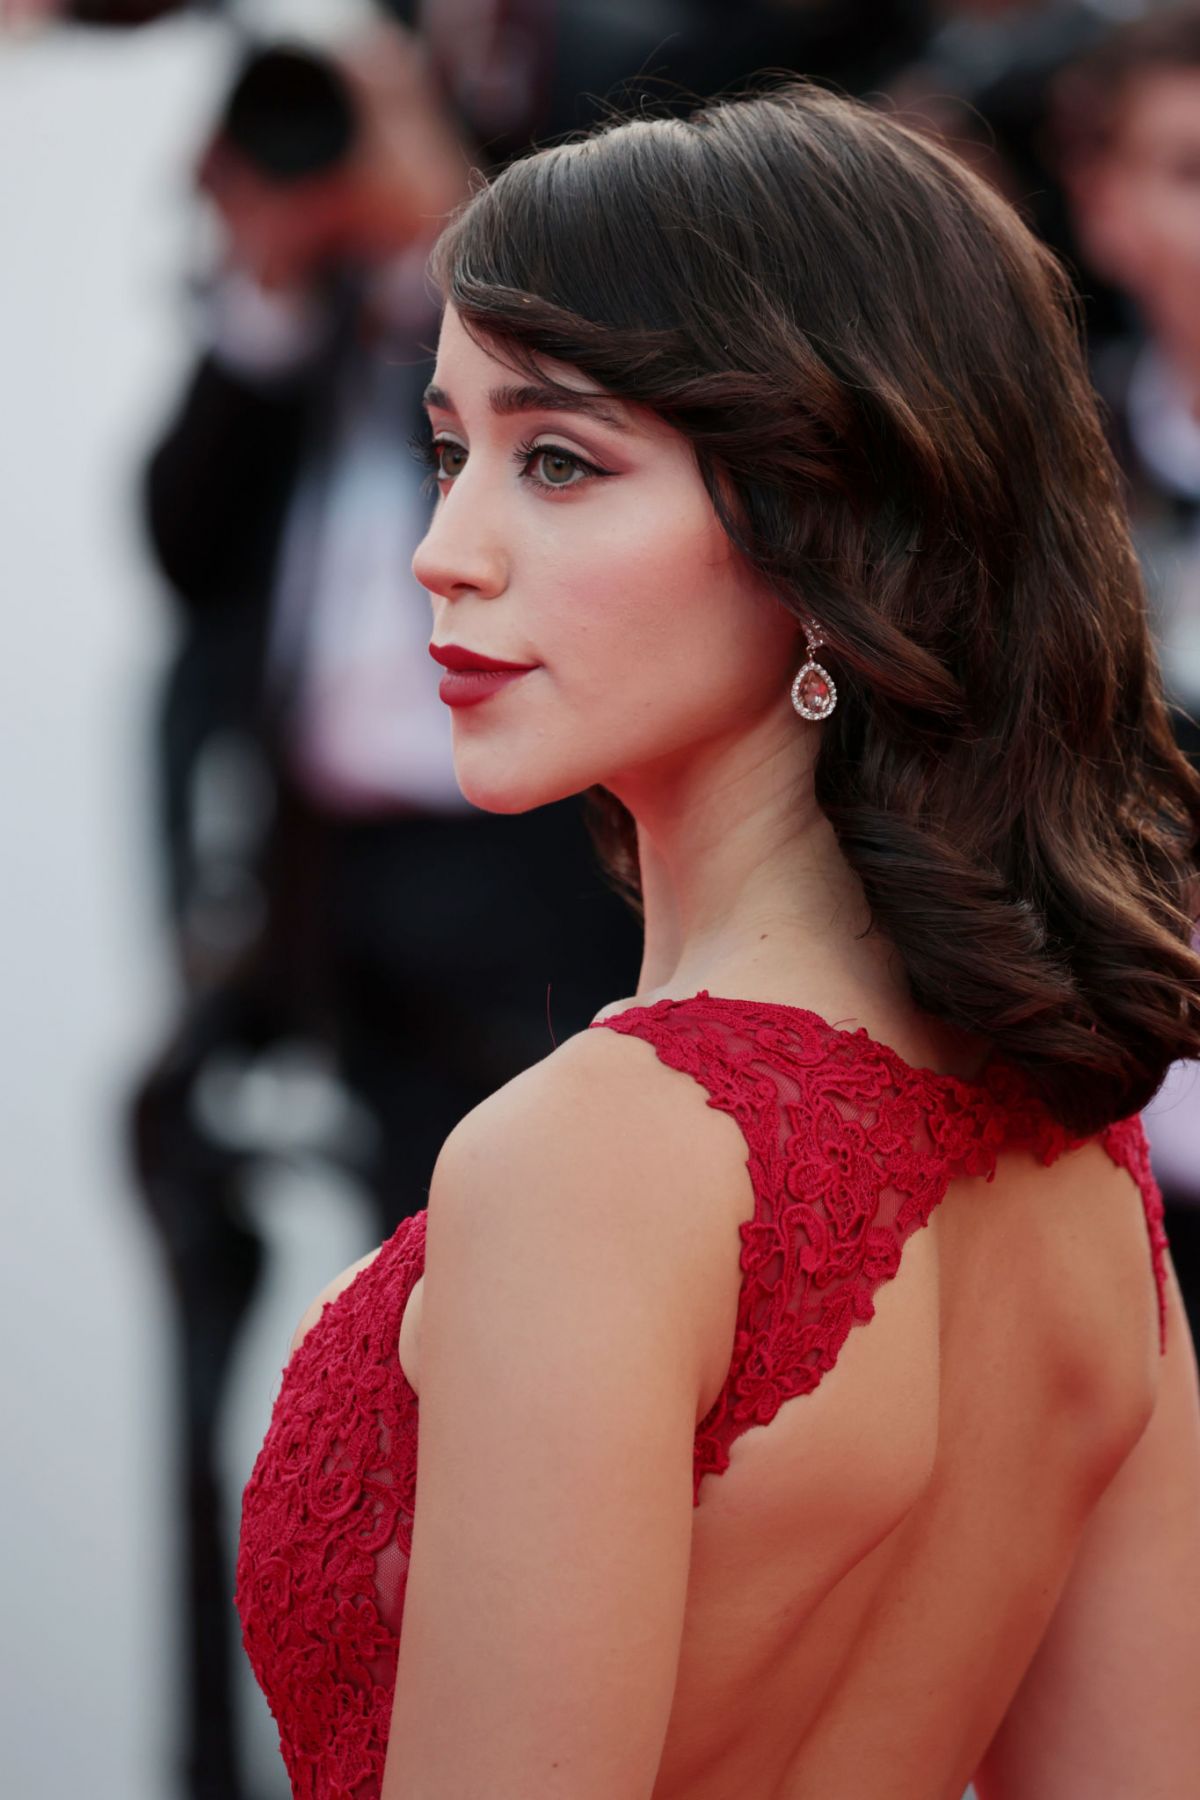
[427,78,1200,1136]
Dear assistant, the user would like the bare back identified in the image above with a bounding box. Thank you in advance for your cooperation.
[651,1137,1163,1799]
[280,988,1188,1799]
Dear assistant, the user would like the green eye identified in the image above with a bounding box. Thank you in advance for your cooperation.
[413,433,610,495]
[533,448,580,486]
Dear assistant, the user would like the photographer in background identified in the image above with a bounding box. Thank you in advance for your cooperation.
[130,19,643,1797]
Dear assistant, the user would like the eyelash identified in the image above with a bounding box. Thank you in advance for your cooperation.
[407,430,611,496]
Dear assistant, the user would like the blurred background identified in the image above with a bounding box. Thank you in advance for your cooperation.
[2,3,1198,1797]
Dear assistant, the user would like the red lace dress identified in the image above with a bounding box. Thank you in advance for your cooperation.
[234,990,1170,1799]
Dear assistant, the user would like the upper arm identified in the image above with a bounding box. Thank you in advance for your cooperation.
[381,1028,749,1800]
[976,1251,1200,1800]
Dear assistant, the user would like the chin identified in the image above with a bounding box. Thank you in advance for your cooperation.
[452,752,592,817]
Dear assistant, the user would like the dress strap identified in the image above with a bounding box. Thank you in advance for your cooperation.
[590,994,1170,1501]
[589,995,1009,1499]
[1101,1114,1170,1354]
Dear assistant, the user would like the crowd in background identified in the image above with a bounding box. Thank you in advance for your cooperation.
[5,4,1200,1797]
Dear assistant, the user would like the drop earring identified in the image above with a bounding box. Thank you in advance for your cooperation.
[790,617,838,720]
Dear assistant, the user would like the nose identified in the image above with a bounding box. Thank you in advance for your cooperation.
[411,482,508,603]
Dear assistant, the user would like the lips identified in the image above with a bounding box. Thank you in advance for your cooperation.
[436,666,536,709]
[429,643,537,673]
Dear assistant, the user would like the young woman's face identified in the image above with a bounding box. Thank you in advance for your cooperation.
[412,302,803,815]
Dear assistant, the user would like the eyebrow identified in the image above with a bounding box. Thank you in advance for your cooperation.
[422,381,631,432]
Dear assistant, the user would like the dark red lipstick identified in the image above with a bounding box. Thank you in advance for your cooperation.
[429,643,537,673]
[429,642,539,708]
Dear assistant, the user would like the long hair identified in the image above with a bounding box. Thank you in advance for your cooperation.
[427,79,1200,1137]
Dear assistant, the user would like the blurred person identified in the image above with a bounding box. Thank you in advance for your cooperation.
[1051,3,1200,1347]
[130,18,642,1798]
[1051,2,1200,587]
[882,0,1137,345]
[235,79,1200,1800]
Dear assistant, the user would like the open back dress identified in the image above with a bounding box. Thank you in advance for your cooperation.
[234,990,1169,1799]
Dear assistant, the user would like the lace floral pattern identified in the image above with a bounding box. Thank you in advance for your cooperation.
[234,991,1168,1797]
[235,1209,427,1799]
[591,993,1169,1496]
[1100,1112,1171,1352]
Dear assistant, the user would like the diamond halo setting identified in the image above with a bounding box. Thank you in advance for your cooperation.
[790,617,838,721]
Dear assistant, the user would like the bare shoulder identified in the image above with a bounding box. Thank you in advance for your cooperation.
[429,1022,756,1401]
[384,1026,746,1795]
[436,1019,753,1235]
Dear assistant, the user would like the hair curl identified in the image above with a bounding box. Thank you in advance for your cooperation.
[427,78,1200,1136]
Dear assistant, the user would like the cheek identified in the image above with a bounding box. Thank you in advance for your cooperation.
[539,488,747,678]
[474,450,798,785]
[538,509,792,750]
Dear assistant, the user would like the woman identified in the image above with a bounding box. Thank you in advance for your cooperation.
[235,81,1200,1798]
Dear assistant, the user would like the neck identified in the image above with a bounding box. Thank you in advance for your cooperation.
[610,713,906,1012]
